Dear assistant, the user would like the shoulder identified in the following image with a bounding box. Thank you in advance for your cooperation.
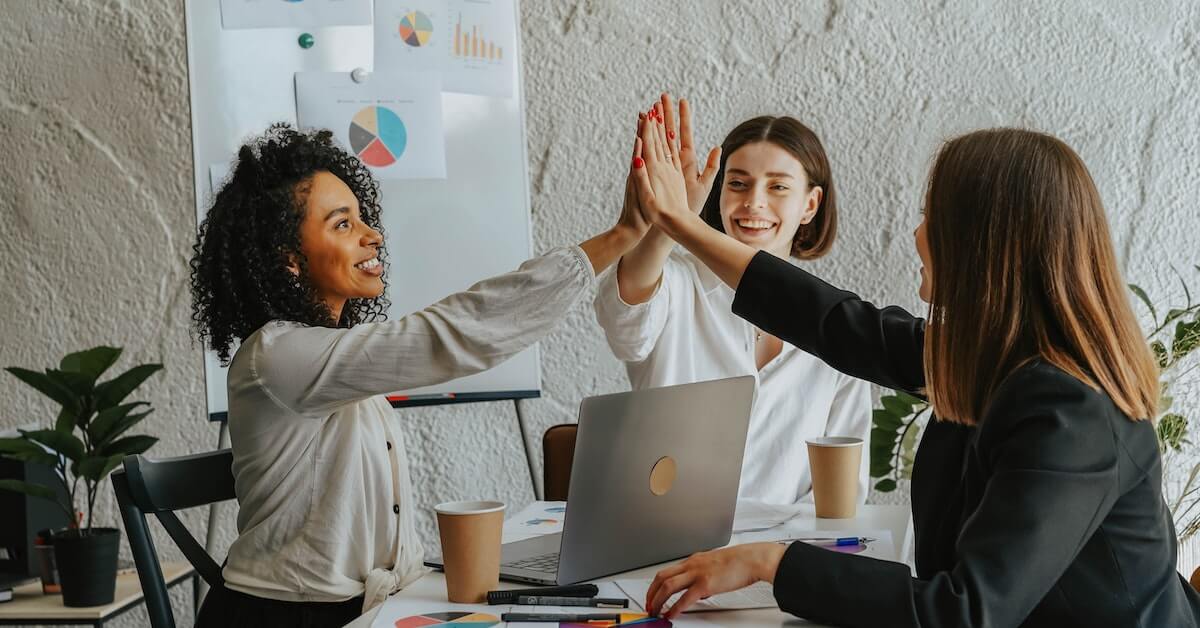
[977,360,1125,468]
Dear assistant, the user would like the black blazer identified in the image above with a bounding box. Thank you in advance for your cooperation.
[731,251,1200,628]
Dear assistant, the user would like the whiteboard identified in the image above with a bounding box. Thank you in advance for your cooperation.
[185,0,539,420]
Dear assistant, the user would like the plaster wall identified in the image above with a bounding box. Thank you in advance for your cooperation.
[2,2,1199,626]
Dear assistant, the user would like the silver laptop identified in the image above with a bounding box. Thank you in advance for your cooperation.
[425,376,755,585]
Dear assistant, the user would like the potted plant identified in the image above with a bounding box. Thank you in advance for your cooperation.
[870,269,1200,523]
[0,346,161,606]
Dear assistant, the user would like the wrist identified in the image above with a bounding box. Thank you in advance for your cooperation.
[657,209,704,241]
[754,543,788,584]
[610,224,643,251]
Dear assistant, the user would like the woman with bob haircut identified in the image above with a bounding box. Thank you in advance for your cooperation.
[189,124,650,627]
[628,115,1200,626]
[594,95,870,505]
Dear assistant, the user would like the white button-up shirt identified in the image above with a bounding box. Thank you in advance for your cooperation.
[594,249,871,505]
[222,247,595,612]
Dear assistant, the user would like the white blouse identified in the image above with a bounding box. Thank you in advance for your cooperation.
[594,249,872,505]
[221,246,595,613]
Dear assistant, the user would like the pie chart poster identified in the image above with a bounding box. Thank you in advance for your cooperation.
[295,70,446,180]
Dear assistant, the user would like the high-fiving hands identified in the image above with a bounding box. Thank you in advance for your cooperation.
[628,94,721,232]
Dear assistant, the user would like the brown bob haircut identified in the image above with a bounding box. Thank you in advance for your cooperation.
[923,128,1158,425]
[701,116,837,260]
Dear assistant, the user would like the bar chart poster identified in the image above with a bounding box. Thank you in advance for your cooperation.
[443,0,515,98]
[374,0,445,68]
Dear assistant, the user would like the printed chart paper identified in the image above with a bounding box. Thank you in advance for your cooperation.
[219,0,372,30]
[502,500,567,542]
[443,0,516,97]
[295,71,447,180]
[616,579,778,613]
[375,0,448,70]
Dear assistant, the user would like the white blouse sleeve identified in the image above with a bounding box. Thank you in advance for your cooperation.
[592,258,678,363]
[249,246,595,416]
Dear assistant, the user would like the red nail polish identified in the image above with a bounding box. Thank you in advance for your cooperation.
[633,156,645,169]
[668,130,676,139]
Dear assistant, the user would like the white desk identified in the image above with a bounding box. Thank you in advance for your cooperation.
[346,501,911,627]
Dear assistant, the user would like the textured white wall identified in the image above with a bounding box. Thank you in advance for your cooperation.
[2,1,1200,626]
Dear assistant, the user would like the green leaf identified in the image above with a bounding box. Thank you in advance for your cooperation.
[881,395,915,418]
[0,479,58,501]
[99,435,157,458]
[1171,320,1200,360]
[1129,283,1157,323]
[19,429,85,462]
[1165,308,1189,326]
[870,459,894,478]
[1151,340,1170,369]
[94,364,162,409]
[0,438,59,467]
[76,454,126,482]
[55,406,77,433]
[59,347,121,381]
[894,390,925,407]
[89,404,151,445]
[872,409,903,431]
[900,421,923,479]
[873,479,898,492]
[4,367,81,414]
[1159,413,1189,453]
[44,369,93,397]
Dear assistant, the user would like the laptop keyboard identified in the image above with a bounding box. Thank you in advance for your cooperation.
[504,552,559,573]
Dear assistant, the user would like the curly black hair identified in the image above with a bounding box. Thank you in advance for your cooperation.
[189,123,389,364]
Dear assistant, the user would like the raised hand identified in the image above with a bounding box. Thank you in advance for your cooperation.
[631,102,691,230]
[616,126,651,239]
[659,95,722,214]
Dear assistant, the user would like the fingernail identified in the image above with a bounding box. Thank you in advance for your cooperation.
[668,130,676,139]
[633,156,645,169]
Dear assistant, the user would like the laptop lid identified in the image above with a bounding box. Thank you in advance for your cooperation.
[552,375,755,584]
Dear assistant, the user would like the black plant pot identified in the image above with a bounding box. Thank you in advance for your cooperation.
[51,528,120,607]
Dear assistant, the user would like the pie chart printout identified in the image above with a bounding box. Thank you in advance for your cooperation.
[350,106,408,168]
[399,11,434,47]
[392,611,500,627]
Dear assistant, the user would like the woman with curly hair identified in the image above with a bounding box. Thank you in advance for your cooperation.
[189,123,650,627]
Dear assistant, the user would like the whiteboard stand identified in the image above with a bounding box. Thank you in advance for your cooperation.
[513,398,541,500]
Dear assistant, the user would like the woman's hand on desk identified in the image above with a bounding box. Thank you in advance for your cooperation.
[645,542,787,619]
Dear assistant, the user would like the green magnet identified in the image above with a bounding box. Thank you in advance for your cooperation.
[298,33,315,49]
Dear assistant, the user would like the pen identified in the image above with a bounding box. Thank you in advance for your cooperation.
[516,596,630,608]
[500,612,621,622]
[486,584,600,605]
[782,536,872,547]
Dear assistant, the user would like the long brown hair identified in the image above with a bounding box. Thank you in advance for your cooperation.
[701,116,837,259]
[923,128,1158,424]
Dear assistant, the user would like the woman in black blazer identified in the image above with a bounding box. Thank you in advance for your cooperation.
[627,100,1200,627]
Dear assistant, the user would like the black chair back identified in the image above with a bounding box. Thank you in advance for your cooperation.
[112,449,235,628]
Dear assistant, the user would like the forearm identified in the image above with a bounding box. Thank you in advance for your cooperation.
[616,227,675,304]
[657,211,757,290]
[579,226,642,275]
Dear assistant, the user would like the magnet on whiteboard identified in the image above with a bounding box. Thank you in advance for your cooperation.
[351,68,370,84]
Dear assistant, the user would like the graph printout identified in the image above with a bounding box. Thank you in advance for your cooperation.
[295,71,447,180]
[444,0,516,97]
[219,0,372,30]
[374,0,446,69]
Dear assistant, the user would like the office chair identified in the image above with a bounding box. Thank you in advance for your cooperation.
[112,449,235,628]
[542,424,577,501]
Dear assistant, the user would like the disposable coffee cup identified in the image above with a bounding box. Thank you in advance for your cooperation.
[807,437,863,518]
[434,500,506,603]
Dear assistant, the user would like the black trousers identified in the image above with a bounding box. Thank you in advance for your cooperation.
[197,584,365,628]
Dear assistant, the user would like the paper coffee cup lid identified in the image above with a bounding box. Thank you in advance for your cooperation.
[434,500,506,515]
[806,436,863,447]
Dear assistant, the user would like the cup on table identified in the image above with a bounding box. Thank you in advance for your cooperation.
[434,500,506,603]
[807,436,863,518]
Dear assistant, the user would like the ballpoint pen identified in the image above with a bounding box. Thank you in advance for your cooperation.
[780,536,874,547]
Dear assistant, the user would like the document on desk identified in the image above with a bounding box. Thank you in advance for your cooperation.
[736,529,896,562]
[615,579,777,613]
[502,500,567,543]
[731,499,806,532]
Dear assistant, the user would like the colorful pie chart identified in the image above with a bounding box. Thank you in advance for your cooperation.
[399,11,434,47]
[349,106,407,168]
[393,611,500,627]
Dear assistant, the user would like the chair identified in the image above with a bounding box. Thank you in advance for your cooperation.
[111,449,235,628]
[542,424,577,501]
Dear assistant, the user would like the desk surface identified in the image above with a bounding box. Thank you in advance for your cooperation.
[347,502,912,628]
[0,562,193,621]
